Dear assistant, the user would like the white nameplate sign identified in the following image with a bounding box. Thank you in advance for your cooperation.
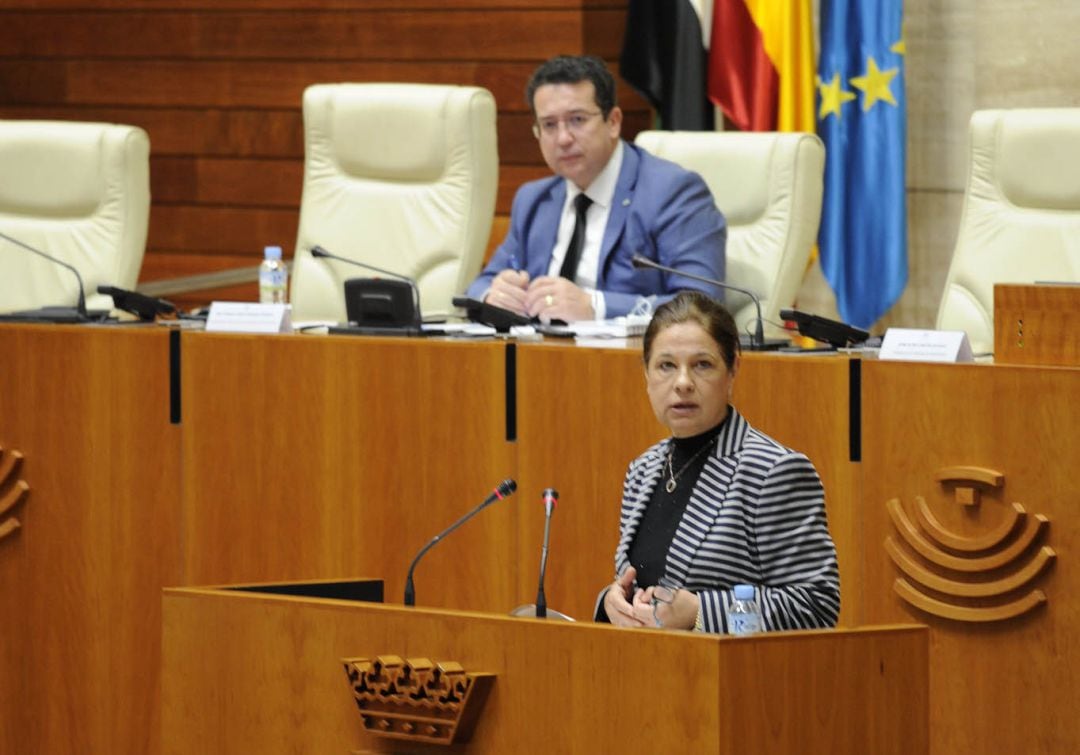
[205,302,292,334]
[879,328,973,363]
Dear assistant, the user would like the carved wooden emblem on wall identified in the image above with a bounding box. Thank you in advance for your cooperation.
[0,447,29,542]
[885,466,1055,622]
[343,655,494,747]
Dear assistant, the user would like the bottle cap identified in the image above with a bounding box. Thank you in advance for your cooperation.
[733,584,755,600]
[263,245,283,260]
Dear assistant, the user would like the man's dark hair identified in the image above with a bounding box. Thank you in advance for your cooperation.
[525,55,618,117]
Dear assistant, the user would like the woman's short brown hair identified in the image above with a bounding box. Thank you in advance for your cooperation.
[642,291,740,370]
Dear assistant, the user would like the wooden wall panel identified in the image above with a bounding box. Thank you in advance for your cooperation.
[0,326,182,755]
[4,0,589,10]
[178,334,517,612]
[0,1,641,309]
[0,10,631,62]
[0,105,305,156]
[860,361,1080,754]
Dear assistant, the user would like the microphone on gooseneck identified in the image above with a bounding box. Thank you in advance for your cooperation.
[535,488,559,619]
[309,244,422,328]
[310,245,414,284]
[630,253,768,351]
[403,478,517,607]
[0,230,89,320]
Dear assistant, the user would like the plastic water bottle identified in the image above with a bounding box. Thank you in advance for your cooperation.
[259,245,288,304]
[728,584,762,635]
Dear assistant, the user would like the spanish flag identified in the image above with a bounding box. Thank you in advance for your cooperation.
[707,0,815,133]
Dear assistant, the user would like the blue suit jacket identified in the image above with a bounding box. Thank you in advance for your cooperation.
[466,142,727,317]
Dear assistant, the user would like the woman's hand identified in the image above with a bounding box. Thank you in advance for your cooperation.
[603,566,647,628]
[634,585,700,631]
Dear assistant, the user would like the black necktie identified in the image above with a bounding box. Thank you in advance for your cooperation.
[559,193,593,281]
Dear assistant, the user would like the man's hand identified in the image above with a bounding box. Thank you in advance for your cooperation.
[524,276,595,322]
[484,269,531,315]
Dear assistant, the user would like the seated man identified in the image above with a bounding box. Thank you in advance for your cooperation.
[465,55,727,322]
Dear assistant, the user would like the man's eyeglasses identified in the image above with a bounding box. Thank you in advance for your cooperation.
[532,110,603,139]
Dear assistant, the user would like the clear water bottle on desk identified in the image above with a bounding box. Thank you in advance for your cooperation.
[259,245,288,304]
[727,584,762,636]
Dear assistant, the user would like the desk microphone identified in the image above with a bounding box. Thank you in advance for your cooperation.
[310,244,413,284]
[309,244,421,329]
[534,488,558,619]
[98,285,176,322]
[630,253,769,350]
[0,230,91,321]
[403,478,517,607]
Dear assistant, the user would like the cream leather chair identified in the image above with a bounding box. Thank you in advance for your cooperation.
[634,130,824,339]
[290,83,498,322]
[0,120,150,313]
[936,108,1080,355]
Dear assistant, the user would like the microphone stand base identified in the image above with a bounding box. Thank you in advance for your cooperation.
[328,324,422,337]
[739,335,790,351]
[0,307,111,324]
[510,604,575,621]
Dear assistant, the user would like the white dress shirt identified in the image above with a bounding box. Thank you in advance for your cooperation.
[546,141,625,319]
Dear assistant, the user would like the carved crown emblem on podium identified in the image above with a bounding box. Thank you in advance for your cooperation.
[342,655,494,746]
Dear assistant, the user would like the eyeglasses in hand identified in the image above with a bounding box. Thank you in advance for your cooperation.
[650,576,682,628]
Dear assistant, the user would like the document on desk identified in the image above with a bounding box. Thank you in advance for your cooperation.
[544,315,650,339]
[421,322,497,337]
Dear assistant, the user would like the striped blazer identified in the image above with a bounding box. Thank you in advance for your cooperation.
[604,407,840,633]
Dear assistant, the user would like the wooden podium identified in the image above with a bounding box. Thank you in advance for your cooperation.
[162,581,928,755]
[994,283,1080,366]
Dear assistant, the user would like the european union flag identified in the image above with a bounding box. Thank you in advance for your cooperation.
[817,0,907,329]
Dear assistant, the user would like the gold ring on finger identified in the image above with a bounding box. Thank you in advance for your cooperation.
[545,294,554,307]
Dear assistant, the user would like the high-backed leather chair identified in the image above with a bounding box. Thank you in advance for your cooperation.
[936,108,1080,354]
[0,120,150,313]
[290,83,498,322]
[634,130,824,339]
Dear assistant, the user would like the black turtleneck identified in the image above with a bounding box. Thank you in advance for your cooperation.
[628,413,728,589]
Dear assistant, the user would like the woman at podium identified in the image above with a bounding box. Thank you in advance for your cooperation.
[596,292,840,633]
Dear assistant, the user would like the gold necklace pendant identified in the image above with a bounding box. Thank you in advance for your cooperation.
[664,442,712,495]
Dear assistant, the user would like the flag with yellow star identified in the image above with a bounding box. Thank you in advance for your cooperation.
[817,0,907,329]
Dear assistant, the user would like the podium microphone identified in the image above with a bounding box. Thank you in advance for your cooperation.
[0,230,90,321]
[630,253,769,351]
[403,478,517,607]
[511,487,573,621]
[535,488,558,618]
